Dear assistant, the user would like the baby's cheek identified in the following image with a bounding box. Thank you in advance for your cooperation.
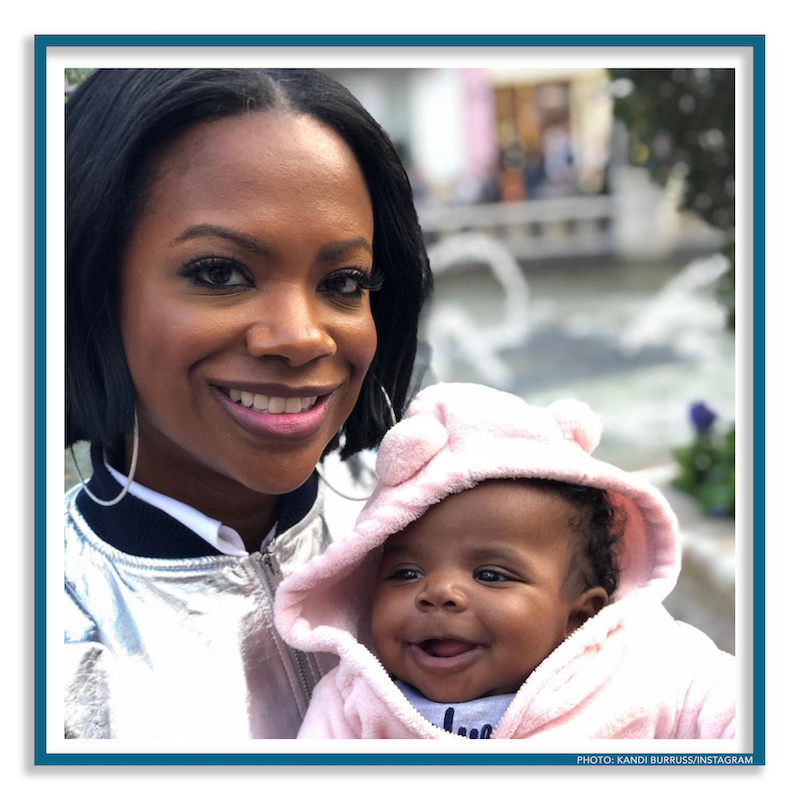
[370,595,405,660]
[369,592,391,647]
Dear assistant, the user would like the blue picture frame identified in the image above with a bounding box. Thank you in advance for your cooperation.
[35,33,764,766]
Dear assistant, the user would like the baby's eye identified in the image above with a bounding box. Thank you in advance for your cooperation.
[388,567,423,581]
[475,569,508,583]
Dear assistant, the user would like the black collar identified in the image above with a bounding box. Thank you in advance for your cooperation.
[76,445,319,559]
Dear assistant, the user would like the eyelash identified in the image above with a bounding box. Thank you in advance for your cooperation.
[178,258,384,300]
[386,567,512,583]
[389,568,422,581]
[319,267,384,301]
[178,257,253,289]
[474,569,509,583]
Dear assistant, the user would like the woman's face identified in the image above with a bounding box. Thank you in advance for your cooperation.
[119,112,377,506]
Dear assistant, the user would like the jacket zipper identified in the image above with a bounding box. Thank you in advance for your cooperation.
[253,549,315,706]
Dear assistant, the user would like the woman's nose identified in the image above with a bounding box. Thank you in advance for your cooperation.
[415,575,468,612]
[245,288,337,367]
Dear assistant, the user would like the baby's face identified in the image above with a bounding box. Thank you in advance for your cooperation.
[370,480,596,704]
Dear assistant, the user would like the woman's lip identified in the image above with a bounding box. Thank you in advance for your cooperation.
[408,641,486,674]
[211,385,336,441]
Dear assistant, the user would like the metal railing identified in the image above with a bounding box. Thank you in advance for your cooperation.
[417,194,616,261]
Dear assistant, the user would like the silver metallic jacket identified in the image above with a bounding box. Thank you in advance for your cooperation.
[63,471,366,739]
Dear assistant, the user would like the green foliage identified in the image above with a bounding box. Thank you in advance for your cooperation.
[64,68,93,100]
[672,407,735,518]
[611,69,735,333]
[611,68,734,233]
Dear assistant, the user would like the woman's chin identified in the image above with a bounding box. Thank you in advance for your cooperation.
[222,466,312,498]
[227,452,327,498]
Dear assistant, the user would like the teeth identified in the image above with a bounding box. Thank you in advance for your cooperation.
[226,388,317,414]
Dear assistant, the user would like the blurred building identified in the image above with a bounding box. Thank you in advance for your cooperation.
[323,67,723,263]
[324,67,611,201]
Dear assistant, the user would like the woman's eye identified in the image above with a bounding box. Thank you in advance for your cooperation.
[475,569,508,583]
[180,258,252,289]
[319,269,383,300]
[389,568,422,581]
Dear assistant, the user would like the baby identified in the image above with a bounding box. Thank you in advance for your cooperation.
[370,477,617,736]
[276,383,735,739]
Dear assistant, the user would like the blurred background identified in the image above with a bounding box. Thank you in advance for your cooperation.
[64,66,736,654]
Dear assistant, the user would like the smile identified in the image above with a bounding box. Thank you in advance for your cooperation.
[225,388,319,415]
[419,639,478,658]
[212,384,337,441]
[408,639,486,674]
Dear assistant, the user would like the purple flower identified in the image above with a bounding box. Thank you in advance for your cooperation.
[689,401,717,433]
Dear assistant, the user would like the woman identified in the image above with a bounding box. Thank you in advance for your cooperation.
[64,68,432,739]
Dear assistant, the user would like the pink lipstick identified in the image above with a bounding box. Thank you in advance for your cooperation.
[212,384,336,441]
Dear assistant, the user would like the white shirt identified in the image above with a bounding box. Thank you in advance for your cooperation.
[105,458,277,556]
[394,679,514,738]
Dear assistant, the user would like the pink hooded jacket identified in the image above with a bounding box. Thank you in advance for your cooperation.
[275,383,736,739]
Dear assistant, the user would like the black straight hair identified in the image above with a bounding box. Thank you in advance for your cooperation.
[66,68,432,459]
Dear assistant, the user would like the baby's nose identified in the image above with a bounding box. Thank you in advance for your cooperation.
[414,575,468,611]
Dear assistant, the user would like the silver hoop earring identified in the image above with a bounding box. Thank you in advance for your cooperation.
[315,466,372,502]
[379,383,397,427]
[316,383,396,502]
[70,409,140,507]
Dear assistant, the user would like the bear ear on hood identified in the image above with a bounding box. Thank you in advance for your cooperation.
[375,414,450,487]
[547,398,602,454]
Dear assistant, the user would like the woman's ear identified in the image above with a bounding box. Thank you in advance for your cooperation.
[566,586,609,635]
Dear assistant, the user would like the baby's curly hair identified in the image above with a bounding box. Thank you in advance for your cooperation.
[528,479,624,599]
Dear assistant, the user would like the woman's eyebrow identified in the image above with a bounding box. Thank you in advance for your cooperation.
[171,224,272,257]
[171,226,372,261]
[316,237,374,260]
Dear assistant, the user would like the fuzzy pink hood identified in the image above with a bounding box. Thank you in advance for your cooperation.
[275,383,735,739]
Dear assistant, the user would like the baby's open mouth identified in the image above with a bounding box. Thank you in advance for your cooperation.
[418,639,478,658]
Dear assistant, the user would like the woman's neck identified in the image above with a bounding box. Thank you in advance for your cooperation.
[121,437,280,553]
